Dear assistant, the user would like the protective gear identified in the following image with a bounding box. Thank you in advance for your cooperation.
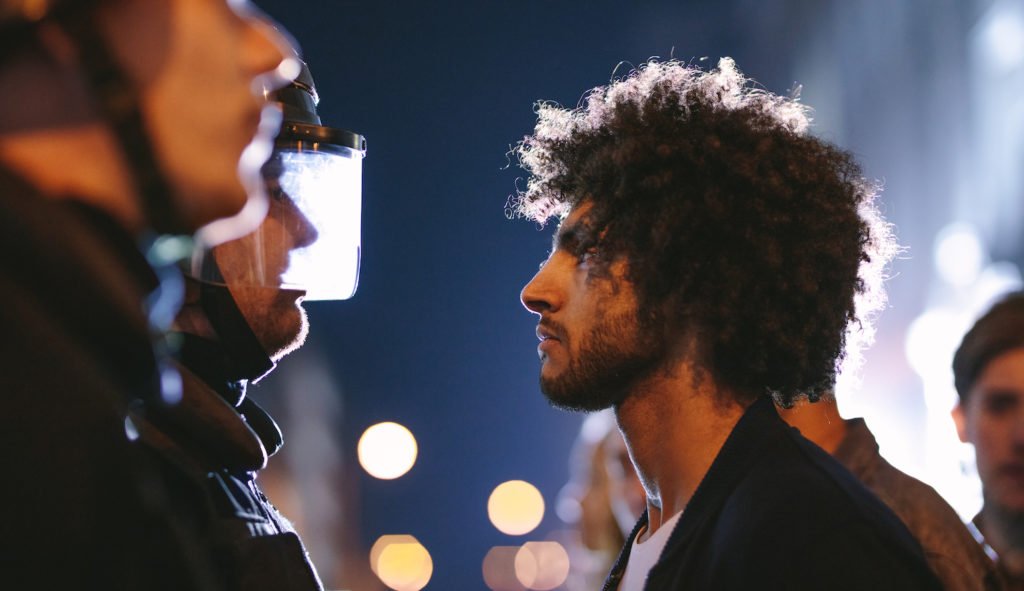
[191,60,366,302]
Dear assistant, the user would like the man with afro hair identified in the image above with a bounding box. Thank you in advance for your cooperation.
[515,58,942,590]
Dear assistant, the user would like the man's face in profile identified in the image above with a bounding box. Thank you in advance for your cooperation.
[520,204,664,412]
[957,347,1024,513]
[213,191,317,361]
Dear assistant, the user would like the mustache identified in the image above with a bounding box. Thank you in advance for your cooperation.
[539,318,566,341]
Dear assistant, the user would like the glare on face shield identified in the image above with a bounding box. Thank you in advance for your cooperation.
[276,148,363,300]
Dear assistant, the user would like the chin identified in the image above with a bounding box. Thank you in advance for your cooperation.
[540,375,620,413]
[268,302,309,362]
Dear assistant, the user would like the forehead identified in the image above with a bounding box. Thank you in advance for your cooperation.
[552,202,594,246]
[969,348,1024,399]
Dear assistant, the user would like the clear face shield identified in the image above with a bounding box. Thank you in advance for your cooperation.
[191,62,366,301]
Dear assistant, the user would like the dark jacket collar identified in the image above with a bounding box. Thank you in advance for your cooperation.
[132,361,284,474]
[603,396,782,590]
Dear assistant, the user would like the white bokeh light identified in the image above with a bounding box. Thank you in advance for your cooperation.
[358,422,418,480]
[514,541,570,590]
[933,223,986,288]
[488,480,545,536]
[981,0,1024,71]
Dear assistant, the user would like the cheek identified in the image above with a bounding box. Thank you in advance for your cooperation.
[213,237,259,283]
[970,417,1009,469]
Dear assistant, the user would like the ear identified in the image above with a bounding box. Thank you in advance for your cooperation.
[952,403,969,443]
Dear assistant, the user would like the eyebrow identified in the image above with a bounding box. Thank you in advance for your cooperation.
[553,223,582,253]
[981,388,1021,401]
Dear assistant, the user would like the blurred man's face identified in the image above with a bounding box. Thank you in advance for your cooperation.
[213,192,317,361]
[99,0,296,237]
[520,203,664,411]
[956,347,1024,513]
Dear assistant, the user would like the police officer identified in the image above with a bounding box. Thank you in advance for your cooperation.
[145,61,366,590]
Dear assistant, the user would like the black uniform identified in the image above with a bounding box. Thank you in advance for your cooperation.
[0,166,321,590]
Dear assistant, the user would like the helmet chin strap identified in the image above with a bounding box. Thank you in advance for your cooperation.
[198,280,276,383]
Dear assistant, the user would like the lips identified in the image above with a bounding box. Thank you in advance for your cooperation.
[535,321,563,360]
[536,324,561,343]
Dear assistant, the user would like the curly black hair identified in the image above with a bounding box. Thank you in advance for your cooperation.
[512,58,895,406]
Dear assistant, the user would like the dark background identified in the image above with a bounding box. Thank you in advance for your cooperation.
[249,1,1024,589]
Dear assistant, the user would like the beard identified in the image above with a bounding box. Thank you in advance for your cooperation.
[540,308,665,412]
[229,285,309,364]
[262,288,309,362]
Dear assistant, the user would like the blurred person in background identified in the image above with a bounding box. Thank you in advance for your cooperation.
[953,291,1024,590]
[515,58,941,590]
[781,397,1000,590]
[561,413,648,591]
[601,425,645,538]
[0,0,297,586]
[560,412,627,591]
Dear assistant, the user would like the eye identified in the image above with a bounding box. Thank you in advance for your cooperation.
[982,391,1019,415]
[577,246,600,264]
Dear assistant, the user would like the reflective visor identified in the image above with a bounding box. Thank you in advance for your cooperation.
[270,145,363,300]
[190,59,366,301]
[190,131,365,301]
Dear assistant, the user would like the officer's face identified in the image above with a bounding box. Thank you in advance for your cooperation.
[213,191,317,361]
[99,0,296,239]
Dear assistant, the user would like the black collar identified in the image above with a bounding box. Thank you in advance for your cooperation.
[603,397,781,590]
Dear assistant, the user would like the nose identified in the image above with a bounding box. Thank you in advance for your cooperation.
[284,194,319,249]
[521,258,558,316]
[241,11,301,95]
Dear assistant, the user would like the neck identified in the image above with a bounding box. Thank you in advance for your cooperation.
[0,125,142,232]
[614,360,747,536]
[776,396,848,453]
[981,504,1024,580]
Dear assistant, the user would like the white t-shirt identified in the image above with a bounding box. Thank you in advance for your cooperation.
[617,511,683,591]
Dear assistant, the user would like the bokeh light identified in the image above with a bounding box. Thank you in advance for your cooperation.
[488,480,545,536]
[483,546,526,591]
[358,421,418,480]
[514,541,570,590]
[370,534,432,591]
[981,1,1024,71]
[933,223,986,288]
